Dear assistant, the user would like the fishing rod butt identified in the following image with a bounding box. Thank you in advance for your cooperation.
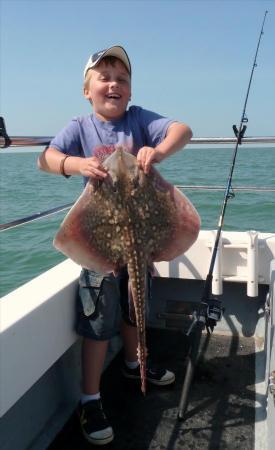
[177,358,195,421]
[177,326,203,421]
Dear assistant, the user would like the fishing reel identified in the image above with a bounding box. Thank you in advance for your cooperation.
[186,296,224,336]
[233,122,247,145]
[203,297,224,332]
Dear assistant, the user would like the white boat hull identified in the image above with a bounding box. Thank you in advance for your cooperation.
[0,230,275,449]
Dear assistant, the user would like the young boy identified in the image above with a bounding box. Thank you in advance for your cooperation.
[38,45,193,446]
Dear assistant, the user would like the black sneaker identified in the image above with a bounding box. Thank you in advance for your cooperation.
[78,399,114,446]
[122,361,175,386]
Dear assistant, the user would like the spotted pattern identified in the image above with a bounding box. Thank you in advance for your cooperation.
[57,148,180,393]
[81,169,176,270]
[78,150,178,393]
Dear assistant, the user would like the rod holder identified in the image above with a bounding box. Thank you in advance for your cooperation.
[247,230,258,297]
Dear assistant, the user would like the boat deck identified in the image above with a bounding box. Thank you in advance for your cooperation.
[48,328,255,450]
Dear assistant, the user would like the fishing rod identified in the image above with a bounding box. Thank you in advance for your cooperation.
[177,10,269,421]
[0,203,74,232]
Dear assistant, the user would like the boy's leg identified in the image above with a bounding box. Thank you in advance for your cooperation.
[77,268,121,393]
[76,269,121,445]
[120,317,175,386]
[120,318,139,362]
[119,270,175,387]
[79,338,114,445]
[82,337,109,394]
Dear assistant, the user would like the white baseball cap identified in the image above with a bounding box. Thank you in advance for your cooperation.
[83,45,131,78]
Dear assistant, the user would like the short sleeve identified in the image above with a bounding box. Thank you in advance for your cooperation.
[137,107,176,147]
[50,119,82,156]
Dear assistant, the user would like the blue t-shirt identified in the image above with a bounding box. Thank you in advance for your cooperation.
[50,105,175,158]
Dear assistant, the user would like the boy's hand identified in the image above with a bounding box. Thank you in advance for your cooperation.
[79,156,108,179]
[136,146,163,174]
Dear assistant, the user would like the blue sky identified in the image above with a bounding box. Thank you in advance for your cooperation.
[1,0,274,140]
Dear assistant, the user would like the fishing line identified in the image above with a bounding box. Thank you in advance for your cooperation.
[178,10,269,420]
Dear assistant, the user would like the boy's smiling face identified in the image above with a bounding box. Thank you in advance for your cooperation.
[84,59,131,122]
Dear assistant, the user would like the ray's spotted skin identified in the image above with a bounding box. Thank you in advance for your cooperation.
[54,146,200,393]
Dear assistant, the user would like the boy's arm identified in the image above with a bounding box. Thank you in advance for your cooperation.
[137,122,192,174]
[37,147,107,179]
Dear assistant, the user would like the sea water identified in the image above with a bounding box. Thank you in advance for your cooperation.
[0,147,274,297]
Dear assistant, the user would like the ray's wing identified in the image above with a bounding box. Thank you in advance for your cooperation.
[126,167,201,263]
[54,180,128,273]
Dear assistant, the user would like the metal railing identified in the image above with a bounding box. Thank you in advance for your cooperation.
[1,136,275,148]
[176,185,275,192]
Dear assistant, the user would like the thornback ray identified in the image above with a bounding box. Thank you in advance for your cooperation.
[54,146,200,394]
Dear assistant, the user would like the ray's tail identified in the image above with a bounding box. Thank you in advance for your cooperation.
[137,338,147,394]
[127,252,148,395]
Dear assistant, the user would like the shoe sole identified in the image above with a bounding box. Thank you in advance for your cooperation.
[123,371,175,386]
[82,428,114,446]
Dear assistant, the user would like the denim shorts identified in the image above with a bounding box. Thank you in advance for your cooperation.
[75,267,151,341]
